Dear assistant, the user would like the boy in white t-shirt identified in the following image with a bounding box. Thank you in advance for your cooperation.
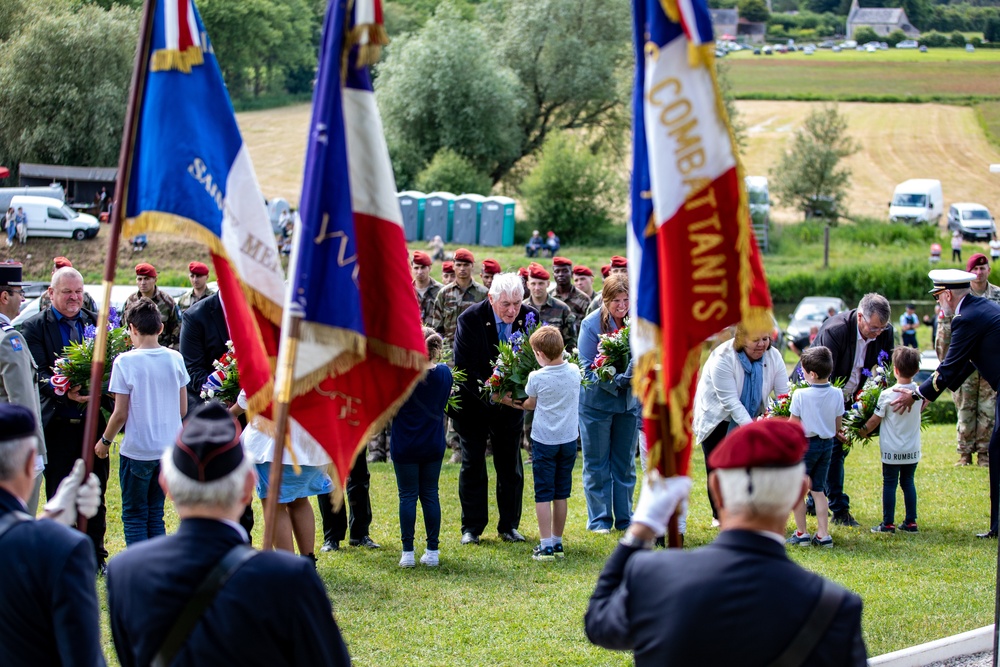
[96,298,189,546]
[857,347,922,534]
[503,325,581,562]
[788,346,844,548]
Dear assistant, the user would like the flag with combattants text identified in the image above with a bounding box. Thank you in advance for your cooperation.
[629,0,773,475]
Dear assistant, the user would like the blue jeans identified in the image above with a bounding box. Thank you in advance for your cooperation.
[882,462,917,525]
[119,455,165,547]
[580,403,639,531]
[393,460,442,552]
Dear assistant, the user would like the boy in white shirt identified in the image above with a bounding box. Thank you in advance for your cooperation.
[857,347,922,534]
[788,346,844,548]
[96,298,188,546]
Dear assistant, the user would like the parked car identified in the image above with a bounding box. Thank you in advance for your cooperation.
[948,203,996,241]
[762,45,773,55]
[803,45,815,55]
[914,350,939,385]
[10,195,100,241]
[785,296,847,350]
[896,39,918,49]
[832,45,842,52]
[919,45,928,52]
[819,40,836,48]
[840,40,857,48]
[753,47,761,55]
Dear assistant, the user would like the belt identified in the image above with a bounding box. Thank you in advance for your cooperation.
[52,416,83,425]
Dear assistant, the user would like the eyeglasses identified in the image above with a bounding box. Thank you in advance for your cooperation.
[3,289,25,297]
[861,313,888,333]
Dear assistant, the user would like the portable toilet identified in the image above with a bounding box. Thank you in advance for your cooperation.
[480,196,516,247]
[396,191,425,242]
[424,192,455,242]
[453,194,485,246]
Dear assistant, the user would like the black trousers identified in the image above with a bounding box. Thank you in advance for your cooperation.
[317,455,372,543]
[989,400,1000,531]
[700,420,731,521]
[42,415,110,564]
[455,408,524,536]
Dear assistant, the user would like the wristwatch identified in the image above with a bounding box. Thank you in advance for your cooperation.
[100,436,113,447]
[619,532,655,550]
[911,388,924,402]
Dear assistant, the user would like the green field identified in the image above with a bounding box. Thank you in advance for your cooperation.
[726,48,1000,102]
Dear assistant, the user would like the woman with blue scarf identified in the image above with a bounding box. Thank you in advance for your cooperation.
[692,325,789,523]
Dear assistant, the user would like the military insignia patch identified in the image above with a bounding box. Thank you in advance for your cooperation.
[10,336,22,352]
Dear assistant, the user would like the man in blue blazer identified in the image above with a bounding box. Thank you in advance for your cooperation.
[893,269,1000,537]
[453,273,538,544]
[586,419,867,666]
[106,402,351,667]
[0,404,104,667]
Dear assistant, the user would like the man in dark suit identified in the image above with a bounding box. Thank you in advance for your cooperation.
[179,291,229,408]
[586,419,867,666]
[20,266,111,572]
[0,404,105,667]
[453,272,538,544]
[106,402,351,667]
[807,292,894,527]
[893,270,1000,538]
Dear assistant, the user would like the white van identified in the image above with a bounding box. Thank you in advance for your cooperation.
[745,176,770,225]
[10,195,101,240]
[888,179,943,225]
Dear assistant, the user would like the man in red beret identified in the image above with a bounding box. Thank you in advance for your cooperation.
[38,256,99,312]
[545,230,560,257]
[411,250,442,325]
[441,261,455,286]
[526,264,575,351]
[549,257,590,330]
[586,419,867,666]
[430,248,487,347]
[480,259,501,290]
[573,265,596,301]
[609,255,628,277]
[177,261,216,315]
[123,263,182,349]
[517,266,529,292]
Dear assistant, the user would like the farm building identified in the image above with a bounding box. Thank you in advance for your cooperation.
[738,18,767,44]
[846,0,920,38]
[709,8,738,40]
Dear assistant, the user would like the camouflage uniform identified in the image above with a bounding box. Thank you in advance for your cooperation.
[176,286,217,315]
[38,291,98,313]
[123,288,182,349]
[548,284,591,337]
[587,293,603,316]
[414,279,443,326]
[430,280,488,345]
[937,282,1000,461]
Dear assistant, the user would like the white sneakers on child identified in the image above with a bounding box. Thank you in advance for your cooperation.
[420,550,439,567]
[399,551,415,568]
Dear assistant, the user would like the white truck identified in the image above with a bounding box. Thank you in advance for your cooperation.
[0,184,64,212]
[888,179,943,225]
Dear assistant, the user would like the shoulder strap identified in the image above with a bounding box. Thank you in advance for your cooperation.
[768,579,848,667]
[152,544,258,667]
[0,321,13,334]
[0,510,31,542]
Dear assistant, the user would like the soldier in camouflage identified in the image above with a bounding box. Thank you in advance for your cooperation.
[937,253,1000,466]
[430,249,488,346]
[176,261,216,315]
[441,261,455,286]
[587,264,613,316]
[548,257,590,337]
[481,258,501,291]
[37,257,98,312]
[410,250,441,325]
[123,263,182,350]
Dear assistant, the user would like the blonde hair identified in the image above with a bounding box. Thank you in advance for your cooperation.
[732,323,772,351]
[599,274,628,333]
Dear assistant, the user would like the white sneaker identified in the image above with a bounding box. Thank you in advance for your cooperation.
[399,551,415,568]
[420,550,440,567]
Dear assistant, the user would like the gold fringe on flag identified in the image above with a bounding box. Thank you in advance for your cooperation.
[149,46,204,74]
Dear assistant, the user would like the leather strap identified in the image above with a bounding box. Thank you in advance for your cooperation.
[151,544,258,667]
[0,510,31,541]
[768,579,847,667]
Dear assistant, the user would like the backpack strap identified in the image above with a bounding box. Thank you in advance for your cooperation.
[768,578,848,667]
[151,544,258,667]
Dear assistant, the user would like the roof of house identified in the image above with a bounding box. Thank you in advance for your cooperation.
[19,162,117,182]
[710,8,738,25]
[850,7,905,24]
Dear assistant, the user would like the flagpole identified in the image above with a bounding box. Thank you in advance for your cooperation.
[657,402,682,548]
[79,0,157,533]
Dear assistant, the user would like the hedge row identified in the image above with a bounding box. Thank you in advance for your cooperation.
[767,261,932,303]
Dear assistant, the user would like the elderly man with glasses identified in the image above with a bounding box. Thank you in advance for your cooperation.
[799,293,894,529]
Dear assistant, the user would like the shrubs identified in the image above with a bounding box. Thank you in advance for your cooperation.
[414,149,493,196]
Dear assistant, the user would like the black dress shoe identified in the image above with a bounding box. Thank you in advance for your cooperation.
[97,562,108,578]
[349,535,381,549]
[320,539,340,552]
[831,511,860,528]
[461,532,480,545]
[977,530,998,539]
[499,529,526,543]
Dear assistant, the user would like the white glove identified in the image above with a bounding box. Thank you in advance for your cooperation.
[44,459,100,526]
[631,472,692,537]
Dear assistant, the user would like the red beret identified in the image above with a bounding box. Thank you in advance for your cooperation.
[967,253,989,271]
[411,251,432,267]
[53,256,72,269]
[442,261,455,274]
[518,266,529,278]
[573,265,593,277]
[610,255,628,268]
[547,231,555,237]
[188,261,209,276]
[135,263,157,278]
[552,256,572,267]
[708,419,807,470]
[528,263,550,281]
[600,264,611,279]
[482,258,501,275]
[454,248,474,263]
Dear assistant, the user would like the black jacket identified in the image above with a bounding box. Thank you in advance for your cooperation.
[921,294,1000,400]
[179,292,229,408]
[809,308,894,393]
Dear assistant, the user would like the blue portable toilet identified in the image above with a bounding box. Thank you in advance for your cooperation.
[397,191,425,242]
[423,192,455,242]
[480,196,516,247]
[453,194,485,246]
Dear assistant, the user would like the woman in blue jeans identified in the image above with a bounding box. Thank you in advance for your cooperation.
[391,327,452,567]
[577,275,640,532]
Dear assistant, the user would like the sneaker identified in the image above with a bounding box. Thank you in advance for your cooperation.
[871,523,896,533]
[420,550,440,566]
[552,543,565,559]
[786,531,812,546]
[532,544,555,561]
[591,528,611,535]
[399,551,415,568]
[899,522,919,533]
[811,535,834,548]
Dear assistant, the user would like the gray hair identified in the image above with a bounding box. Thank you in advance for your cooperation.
[715,464,805,519]
[858,293,890,324]
[0,435,36,481]
[51,267,84,289]
[488,273,524,302]
[160,446,255,510]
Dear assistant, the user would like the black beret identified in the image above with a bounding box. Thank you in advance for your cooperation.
[0,404,36,442]
[172,401,243,482]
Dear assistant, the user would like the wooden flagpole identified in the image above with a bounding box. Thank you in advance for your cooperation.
[79,0,157,533]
